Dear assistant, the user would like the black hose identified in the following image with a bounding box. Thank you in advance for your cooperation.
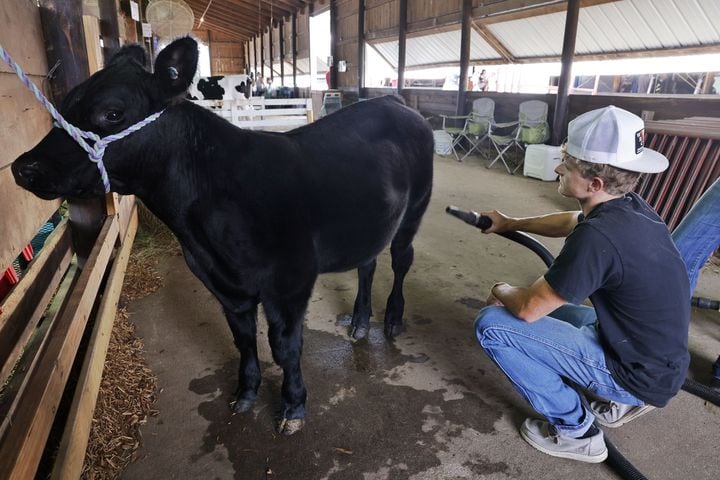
[682,377,720,407]
[691,296,720,311]
[604,434,648,480]
[445,206,555,268]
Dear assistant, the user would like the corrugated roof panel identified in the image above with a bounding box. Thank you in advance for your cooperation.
[372,29,500,70]
[488,0,720,60]
[376,0,719,66]
[489,14,564,57]
[470,30,503,61]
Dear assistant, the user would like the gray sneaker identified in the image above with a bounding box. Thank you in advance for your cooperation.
[519,418,608,463]
[590,400,655,428]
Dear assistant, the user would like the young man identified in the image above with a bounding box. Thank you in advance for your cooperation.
[475,106,690,463]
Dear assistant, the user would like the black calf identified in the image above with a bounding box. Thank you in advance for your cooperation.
[11,37,434,434]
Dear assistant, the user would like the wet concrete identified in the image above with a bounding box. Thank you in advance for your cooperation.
[122,155,720,480]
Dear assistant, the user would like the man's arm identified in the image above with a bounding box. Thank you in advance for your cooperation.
[481,210,581,238]
[488,276,567,322]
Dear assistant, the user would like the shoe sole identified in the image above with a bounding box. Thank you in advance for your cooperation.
[595,405,655,428]
[520,429,608,464]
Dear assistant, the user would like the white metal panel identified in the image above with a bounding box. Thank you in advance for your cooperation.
[487,0,720,60]
[373,28,500,69]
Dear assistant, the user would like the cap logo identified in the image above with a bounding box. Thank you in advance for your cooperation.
[635,129,645,154]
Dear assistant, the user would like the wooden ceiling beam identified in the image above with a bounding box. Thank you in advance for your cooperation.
[472,21,516,63]
[476,0,619,25]
[188,0,261,34]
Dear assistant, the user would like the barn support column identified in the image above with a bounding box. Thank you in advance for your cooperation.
[292,13,298,90]
[253,36,258,79]
[39,0,104,267]
[397,0,407,94]
[260,28,265,80]
[357,0,365,97]
[329,0,338,89]
[279,19,285,86]
[456,0,472,115]
[269,22,274,82]
[551,0,581,145]
[97,0,120,60]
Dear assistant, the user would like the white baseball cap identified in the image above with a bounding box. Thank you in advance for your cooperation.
[566,106,668,173]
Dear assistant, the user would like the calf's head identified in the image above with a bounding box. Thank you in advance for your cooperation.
[11,37,198,199]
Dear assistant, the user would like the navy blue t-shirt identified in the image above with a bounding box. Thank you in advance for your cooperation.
[545,193,690,407]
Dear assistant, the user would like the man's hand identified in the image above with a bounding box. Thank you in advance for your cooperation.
[485,282,507,306]
[480,210,513,234]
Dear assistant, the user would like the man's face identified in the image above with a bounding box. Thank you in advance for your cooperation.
[555,155,592,200]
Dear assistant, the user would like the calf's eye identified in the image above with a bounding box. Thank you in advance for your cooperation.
[105,110,124,123]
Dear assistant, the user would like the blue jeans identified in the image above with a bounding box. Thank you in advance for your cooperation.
[672,178,720,293]
[475,304,643,438]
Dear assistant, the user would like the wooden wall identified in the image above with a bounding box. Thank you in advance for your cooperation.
[0,2,60,271]
[209,32,245,74]
[336,0,359,89]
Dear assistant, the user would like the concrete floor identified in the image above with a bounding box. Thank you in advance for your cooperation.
[122,155,720,480]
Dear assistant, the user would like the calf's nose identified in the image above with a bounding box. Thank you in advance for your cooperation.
[11,158,41,185]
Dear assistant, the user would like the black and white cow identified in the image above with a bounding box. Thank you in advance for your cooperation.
[11,38,434,435]
[188,73,251,100]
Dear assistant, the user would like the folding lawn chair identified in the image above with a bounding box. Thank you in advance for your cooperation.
[461,98,495,161]
[439,113,472,161]
[488,100,550,174]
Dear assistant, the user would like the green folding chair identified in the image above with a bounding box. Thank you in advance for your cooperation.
[488,100,550,174]
[461,98,495,161]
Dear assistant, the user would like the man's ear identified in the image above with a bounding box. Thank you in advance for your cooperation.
[590,177,604,193]
[154,37,198,99]
[108,44,147,67]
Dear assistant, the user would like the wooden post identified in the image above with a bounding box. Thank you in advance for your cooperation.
[357,0,365,96]
[329,0,338,89]
[551,0,581,146]
[397,0,407,94]
[292,13,298,90]
[38,0,90,103]
[253,36,258,79]
[97,0,120,61]
[279,19,285,86]
[456,0,471,115]
[39,0,105,267]
[269,22,274,82]
[260,28,265,80]
[701,72,715,94]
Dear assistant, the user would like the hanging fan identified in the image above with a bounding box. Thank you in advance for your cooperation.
[145,0,195,40]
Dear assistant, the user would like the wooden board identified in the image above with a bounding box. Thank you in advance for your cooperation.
[0,167,60,273]
[51,207,138,480]
[0,2,49,76]
[0,221,73,385]
[0,74,54,170]
[0,215,118,480]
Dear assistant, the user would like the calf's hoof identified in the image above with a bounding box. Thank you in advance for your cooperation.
[276,417,305,435]
[351,325,369,339]
[384,323,404,338]
[230,391,257,413]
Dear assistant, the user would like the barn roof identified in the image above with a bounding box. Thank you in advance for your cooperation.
[184,0,720,67]
[369,0,720,70]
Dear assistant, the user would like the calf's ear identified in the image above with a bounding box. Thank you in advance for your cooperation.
[108,44,147,67]
[154,37,198,99]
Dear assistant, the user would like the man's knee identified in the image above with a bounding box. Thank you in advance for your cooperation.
[474,306,513,344]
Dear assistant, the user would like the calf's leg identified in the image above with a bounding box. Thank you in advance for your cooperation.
[350,259,377,339]
[224,305,262,413]
[263,289,313,435]
[384,199,429,337]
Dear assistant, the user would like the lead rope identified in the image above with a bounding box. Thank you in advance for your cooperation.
[0,44,164,193]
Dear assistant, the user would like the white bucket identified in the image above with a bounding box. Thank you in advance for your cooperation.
[433,130,453,156]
